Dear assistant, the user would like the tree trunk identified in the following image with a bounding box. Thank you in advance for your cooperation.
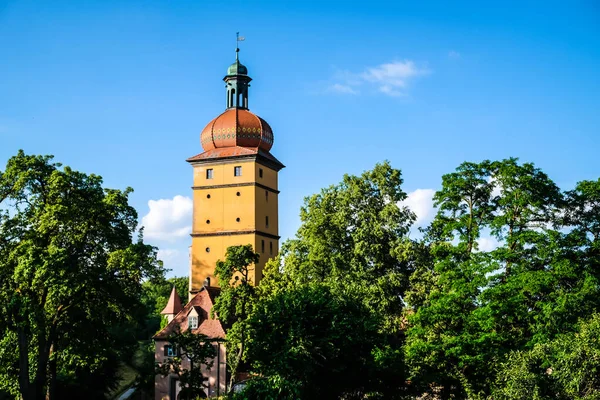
[227,344,244,393]
[47,343,57,400]
[17,327,33,400]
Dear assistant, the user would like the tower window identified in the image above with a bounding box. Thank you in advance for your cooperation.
[207,194,211,199]
[261,240,265,253]
[205,247,210,253]
[206,220,210,224]
[259,168,263,178]
[265,190,268,202]
[206,169,213,179]
[188,316,198,329]
[234,166,242,176]
[236,217,240,222]
[266,216,269,228]
[270,241,273,255]
[236,191,241,196]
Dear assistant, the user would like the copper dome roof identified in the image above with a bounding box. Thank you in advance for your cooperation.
[200,108,274,152]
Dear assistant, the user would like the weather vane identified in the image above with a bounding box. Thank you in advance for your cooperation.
[236,32,245,60]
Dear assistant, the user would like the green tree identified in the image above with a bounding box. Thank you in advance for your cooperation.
[494,313,600,399]
[268,161,415,331]
[241,284,396,400]
[0,151,164,400]
[406,159,600,398]
[211,244,260,392]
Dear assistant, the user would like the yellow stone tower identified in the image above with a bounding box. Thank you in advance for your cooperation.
[186,48,284,292]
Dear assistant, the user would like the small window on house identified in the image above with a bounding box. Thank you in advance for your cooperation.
[269,241,273,255]
[165,345,177,357]
[259,168,263,178]
[266,216,269,228]
[206,169,213,179]
[261,240,265,253]
[234,166,242,177]
[189,316,198,329]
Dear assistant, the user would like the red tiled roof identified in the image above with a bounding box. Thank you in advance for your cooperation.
[154,286,225,340]
[160,286,182,315]
[186,146,284,167]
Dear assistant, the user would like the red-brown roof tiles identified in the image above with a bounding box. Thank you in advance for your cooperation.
[154,286,225,340]
[200,108,274,152]
[160,286,182,315]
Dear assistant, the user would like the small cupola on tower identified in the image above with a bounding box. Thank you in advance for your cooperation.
[224,46,252,109]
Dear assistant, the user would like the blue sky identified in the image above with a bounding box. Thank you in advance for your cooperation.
[1,0,599,276]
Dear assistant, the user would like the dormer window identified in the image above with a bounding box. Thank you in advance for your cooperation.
[189,316,198,329]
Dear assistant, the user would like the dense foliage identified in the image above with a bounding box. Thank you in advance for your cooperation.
[2,149,599,399]
[0,151,164,400]
[225,159,600,400]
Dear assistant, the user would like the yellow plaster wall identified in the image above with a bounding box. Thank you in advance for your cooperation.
[190,159,280,289]
[193,160,257,187]
[191,233,257,289]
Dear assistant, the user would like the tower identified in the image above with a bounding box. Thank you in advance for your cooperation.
[186,49,284,292]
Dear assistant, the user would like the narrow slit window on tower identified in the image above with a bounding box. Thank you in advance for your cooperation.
[269,241,273,255]
[265,190,268,202]
[206,169,213,179]
[261,240,265,253]
[234,166,242,177]
[266,216,269,228]
[259,168,263,178]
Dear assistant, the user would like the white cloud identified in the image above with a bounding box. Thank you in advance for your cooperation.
[477,236,500,252]
[362,60,428,87]
[448,50,461,59]
[400,188,436,227]
[141,195,192,242]
[328,83,358,95]
[157,248,181,262]
[328,60,430,97]
[157,247,191,277]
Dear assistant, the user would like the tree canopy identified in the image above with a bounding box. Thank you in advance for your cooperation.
[0,151,164,400]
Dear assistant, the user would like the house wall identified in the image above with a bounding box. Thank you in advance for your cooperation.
[154,340,227,399]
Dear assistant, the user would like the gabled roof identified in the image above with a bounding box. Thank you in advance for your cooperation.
[154,286,225,340]
[160,286,183,315]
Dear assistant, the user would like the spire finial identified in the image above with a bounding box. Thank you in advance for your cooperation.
[236,32,245,61]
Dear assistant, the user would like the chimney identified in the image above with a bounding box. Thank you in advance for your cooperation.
[203,277,211,288]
